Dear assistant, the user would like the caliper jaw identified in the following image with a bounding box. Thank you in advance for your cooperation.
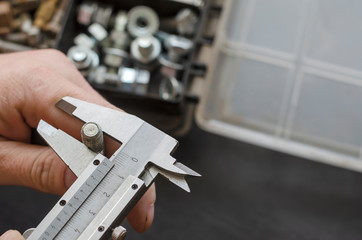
[37,120,98,177]
[55,97,200,180]
[26,97,200,240]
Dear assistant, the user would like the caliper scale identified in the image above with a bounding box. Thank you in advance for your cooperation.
[24,97,200,240]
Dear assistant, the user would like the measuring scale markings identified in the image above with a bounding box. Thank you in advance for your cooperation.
[55,124,164,239]
[55,152,147,239]
[33,157,114,240]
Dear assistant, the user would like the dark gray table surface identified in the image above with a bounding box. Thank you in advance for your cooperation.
[1,123,362,240]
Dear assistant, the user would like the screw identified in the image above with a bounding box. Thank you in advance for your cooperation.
[131,36,161,64]
[81,122,104,153]
[112,226,127,240]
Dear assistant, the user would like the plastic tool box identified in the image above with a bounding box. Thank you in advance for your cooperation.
[57,0,362,172]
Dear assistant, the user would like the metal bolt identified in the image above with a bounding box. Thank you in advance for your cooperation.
[81,122,104,153]
[112,226,127,240]
[131,36,161,64]
[159,76,182,101]
[175,8,198,36]
[45,0,69,35]
[67,46,99,77]
[114,11,128,32]
[73,51,87,63]
[165,35,193,63]
[22,228,35,239]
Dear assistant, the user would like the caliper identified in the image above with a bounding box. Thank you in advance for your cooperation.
[23,96,200,240]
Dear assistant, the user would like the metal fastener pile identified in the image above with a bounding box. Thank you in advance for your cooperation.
[67,1,199,101]
[0,0,68,52]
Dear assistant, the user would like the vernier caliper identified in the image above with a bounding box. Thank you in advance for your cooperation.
[23,96,200,240]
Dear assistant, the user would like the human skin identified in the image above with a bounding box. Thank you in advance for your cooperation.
[0,50,156,239]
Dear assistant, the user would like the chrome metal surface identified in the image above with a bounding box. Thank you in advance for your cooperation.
[165,35,193,63]
[88,23,108,42]
[81,122,104,153]
[131,36,161,64]
[38,120,97,177]
[127,6,159,38]
[169,0,204,7]
[27,97,200,239]
[23,228,35,239]
[67,46,99,77]
[159,76,183,101]
[112,226,127,240]
[103,48,128,68]
[175,8,198,36]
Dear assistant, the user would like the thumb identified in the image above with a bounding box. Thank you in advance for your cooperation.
[0,140,76,195]
[0,230,24,240]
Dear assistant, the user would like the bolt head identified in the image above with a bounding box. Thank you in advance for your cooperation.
[72,51,88,63]
[82,123,100,137]
[138,37,153,57]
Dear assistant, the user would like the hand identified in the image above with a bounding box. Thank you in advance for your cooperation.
[0,50,156,234]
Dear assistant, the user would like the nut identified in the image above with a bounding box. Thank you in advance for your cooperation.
[127,6,159,38]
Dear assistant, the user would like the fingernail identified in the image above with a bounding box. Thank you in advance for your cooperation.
[64,168,77,189]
